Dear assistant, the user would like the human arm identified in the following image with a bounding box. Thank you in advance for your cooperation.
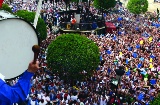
[0,61,39,103]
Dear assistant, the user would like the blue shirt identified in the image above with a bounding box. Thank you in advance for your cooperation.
[0,70,34,105]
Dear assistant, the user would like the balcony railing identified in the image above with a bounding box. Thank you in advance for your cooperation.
[59,21,105,31]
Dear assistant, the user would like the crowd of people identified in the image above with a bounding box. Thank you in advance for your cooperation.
[4,0,160,105]
[7,0,104,31]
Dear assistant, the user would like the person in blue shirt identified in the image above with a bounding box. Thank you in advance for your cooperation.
[0,60,40,105]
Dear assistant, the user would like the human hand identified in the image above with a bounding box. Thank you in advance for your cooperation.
[27,61,40,73]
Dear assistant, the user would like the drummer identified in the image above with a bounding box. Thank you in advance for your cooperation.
[0,60,40,104]
[71,16,77,30]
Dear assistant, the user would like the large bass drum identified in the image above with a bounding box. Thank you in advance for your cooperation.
[0,10,39,80]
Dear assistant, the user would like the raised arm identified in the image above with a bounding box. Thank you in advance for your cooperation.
[0,61,39,104]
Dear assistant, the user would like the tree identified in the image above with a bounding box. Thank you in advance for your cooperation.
[127,0,148,14]
[15,10,47,42]
[150,94,160,105]
[0,4,12,13]
[47,34,100,82]
[94,0,116,11]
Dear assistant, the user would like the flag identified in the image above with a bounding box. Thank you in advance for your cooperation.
[148,37,153,42]
[125,67,128,72]
[140,40,144,45]
[126,70,130,76]
[106,50,111,54]
[150,55,155,58]
[138,93,144,101]
[149,63,153,68]
[150,79,156,85]
[112,36,116,40]
[136,44,140,49]
[0,0,4,8]
[150,58,152,62]
[119,52,123,56]
[137,63,142,68]
[132,52,138,58]
[126,59,129,64]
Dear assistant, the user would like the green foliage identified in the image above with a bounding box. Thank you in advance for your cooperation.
[15,10,47,41]
[150,94,160,105]
[127,0,148,14]
[94,0,116,10]
[15,10,35,22]
[0,4,12,13]
[47,34,100,81]
[36,16,47,41]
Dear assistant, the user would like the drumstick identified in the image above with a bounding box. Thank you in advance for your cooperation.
[32,45,40,64]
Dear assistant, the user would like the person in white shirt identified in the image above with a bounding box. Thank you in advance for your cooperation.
[70,92,78,101]
[39,99,47,105]
[70,95,78,101]
[62,91,71,100]
[61,98,69,104]
[99,96,107,105]
[42,94,50,103]
[28,94,39,105]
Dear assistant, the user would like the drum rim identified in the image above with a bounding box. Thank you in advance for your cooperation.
[0,18,40,81]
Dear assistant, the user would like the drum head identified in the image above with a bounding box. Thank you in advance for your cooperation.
[0,18,38,80]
